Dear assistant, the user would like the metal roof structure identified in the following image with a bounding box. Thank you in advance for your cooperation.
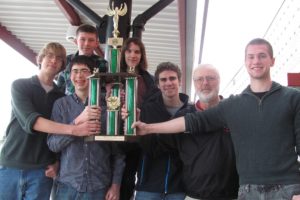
[0,0,199,93]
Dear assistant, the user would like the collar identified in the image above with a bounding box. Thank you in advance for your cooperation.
[195,95,223,111]
[72,93,88,105]
[31,75,60,92]
[242,81,282,96]
[195,100,204,111]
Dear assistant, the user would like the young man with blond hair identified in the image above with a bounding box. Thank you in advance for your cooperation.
[0,42,100,200]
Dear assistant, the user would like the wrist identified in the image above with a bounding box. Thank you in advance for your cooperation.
[70,125,76,136]
[146,124,151,134]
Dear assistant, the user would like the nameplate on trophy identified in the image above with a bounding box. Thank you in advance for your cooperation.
[108,38,123,47]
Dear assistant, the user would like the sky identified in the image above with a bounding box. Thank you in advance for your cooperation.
[199,0,284,96]
[0,40,38,138]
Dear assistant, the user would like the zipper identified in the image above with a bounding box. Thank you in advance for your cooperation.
[138,155,146,186]
[164,155,171,194]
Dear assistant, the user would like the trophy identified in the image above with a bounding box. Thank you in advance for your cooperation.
[124,66,137,135]
[86,1,137,141]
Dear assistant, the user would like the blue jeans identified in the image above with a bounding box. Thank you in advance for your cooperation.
[135,191,185,200]
[0,166,53,200]
[238,184,300,200]
[55,181,107,200]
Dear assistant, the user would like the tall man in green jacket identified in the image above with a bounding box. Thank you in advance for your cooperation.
[133,38,300,200]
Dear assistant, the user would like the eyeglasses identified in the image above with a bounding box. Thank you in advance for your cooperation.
[159,76,178,82]
[45,53,63,62]
[71,68,91,75]
[193,76,217,83]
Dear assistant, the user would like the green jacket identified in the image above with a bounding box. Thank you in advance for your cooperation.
[0,75,64,169]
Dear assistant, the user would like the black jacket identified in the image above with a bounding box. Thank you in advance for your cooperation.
[157,100,239,199]
[167,125,238,199]
[136,92,194,194]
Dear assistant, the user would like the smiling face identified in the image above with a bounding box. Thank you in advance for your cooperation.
[70,63,92,92]
[158,70,181,99]
[75,32,98,56]
[193,66,220,103]
[245,44,275,81]
[124,42,142,69]
[40,50,64,77]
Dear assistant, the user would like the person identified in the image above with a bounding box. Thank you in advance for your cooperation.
[124,62,193,199]
[48,55,125,200]
[133,38,300,200]
[0,42,100,200]
[156,64,239,200]
[120,37,158,107]
[57,23,107,95]
[119,37,158,200]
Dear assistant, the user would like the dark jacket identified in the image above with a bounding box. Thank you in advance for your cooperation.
[137,69,159,106]
[118,68,158,200]
[0,75,65,169]
[185,82,300,185]
[157,100,238,199]
[136,92,194,194]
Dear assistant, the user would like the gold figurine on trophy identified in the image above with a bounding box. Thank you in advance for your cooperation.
[107,1,128,39]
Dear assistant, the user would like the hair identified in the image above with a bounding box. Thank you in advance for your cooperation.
[154,62,182,84]
[120,37,148,72]
[76,24,98,38]
[193,64,220,80]
[69,55,97,72]
[36,42,66,71]
[245,38,273,58]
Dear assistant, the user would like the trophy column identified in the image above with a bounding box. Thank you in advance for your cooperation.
[106,37,122,136]
[89,75,100,107]
[125,68,137,135]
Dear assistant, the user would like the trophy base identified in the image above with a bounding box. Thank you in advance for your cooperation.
[84,135,138,142]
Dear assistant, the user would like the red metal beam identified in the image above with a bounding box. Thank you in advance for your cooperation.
[54,0,81,26]
[0,24,36,65]
[177,0,186,92]
[287,73,300,87]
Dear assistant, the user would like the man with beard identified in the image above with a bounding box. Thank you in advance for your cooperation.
[155,64,239,200]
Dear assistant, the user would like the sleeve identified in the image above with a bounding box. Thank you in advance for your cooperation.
[47,100,75,152]
[294,92,300,155]
[110,143,126,184]
[56,71,66,89]
[57,55,72,91]
[185,103,226,135]
[11,79,42,134]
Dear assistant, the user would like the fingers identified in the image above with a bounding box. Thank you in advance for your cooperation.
[85,106,101,121]
[45,167,56,178]
[121,106,129,120]
[131,121,139,129]
[136,108,141,120]
[89,120,101,135]
[88,120,101,134]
